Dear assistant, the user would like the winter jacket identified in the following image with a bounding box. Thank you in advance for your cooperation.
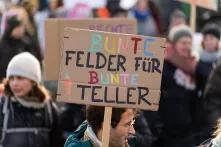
[204,59,221,134]
[60,104,152,146]
[196,60,213,94]
[64,121,136,147]
[134,111,153,147]
[195,50,221,95]
[59,103,86,137]
[194,51,221,144]
[0,96,63,147]
[194,60,215,144]
[159,60,198,147]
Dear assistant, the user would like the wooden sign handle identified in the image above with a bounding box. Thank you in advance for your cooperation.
[190,3,196,32]
[102,107,112,147]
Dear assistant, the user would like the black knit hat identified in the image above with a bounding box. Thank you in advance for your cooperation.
[168,24,192,43]
[202,24,220,40]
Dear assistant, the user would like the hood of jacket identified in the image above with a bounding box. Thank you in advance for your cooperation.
[64,121,93,147]
[64,121,136,147]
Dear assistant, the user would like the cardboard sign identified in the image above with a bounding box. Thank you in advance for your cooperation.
[177,0,218,11]
[44,18,137,80]
[57,28,165,111]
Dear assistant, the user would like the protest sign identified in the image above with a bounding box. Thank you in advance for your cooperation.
[57,28,165,111]
[44,18,137,80]
[177,0,218,11]
[177,0,218,32]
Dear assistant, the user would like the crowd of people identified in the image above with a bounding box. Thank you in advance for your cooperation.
[0,0,221,147]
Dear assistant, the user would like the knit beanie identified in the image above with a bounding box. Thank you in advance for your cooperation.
[202,24,220,40]
[168,24,192,43]
[6,52,41,84]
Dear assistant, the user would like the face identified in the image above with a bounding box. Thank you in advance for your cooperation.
[109,109,136,147]
[9,76,33,97]
[202,34,219,52]
[11,25,25,39]
[174,36,192,57]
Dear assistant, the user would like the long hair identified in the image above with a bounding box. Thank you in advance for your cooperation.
[3,79,50,102]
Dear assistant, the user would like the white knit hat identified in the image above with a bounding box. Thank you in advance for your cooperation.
[6,52,41,83]
[168,24,192,43]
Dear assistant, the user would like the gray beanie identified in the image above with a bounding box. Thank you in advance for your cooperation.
[169,24,192,43]
[7,52,41,84]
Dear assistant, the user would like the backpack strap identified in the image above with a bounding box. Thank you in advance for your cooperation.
[45,100,53,128]
[0,97,54,146]
[0,96,9,145]
[4,127,50,134]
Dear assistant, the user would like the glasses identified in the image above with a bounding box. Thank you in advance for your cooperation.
[120,119,135,128]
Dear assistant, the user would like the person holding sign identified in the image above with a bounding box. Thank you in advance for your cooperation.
[64,106,137,147]
[0,52,63,147]
[159,24,198,147]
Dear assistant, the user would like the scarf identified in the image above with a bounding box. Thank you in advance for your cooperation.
[84,126,102,147]
[165,43,196,90]
[174,68,196,90]
[12,96,47,109]
[200,50,221,63]
[133,9,150,21]
[83,126,130,147]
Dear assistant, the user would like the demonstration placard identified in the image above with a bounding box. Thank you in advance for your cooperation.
[177,0,218,11]
[177,0,218,32]
[44,18,137,80]
[57,28,165,111]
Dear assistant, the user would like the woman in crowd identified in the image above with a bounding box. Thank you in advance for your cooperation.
[196,24,221,96]
[0,16,38,82]
[194,24,221,144]
[0,52,63,147]
[159,24,198,147]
